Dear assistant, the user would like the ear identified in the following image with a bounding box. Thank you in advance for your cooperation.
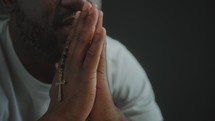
[2,0,15,12]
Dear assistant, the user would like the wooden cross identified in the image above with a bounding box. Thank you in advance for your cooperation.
[56,79,66,102]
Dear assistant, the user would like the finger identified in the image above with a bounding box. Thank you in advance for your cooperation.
[94,37,111,99]
[66,2,92,61]
[97,38,107,82]
[65,3,93,70]
[73,3,99,64]
[96,10,103,32]
[65,11,81,49]
[90,40,118,121]
[71,2,93,41]
[96,40,112,101]
[82,27,106,74]
[96,10,106,81]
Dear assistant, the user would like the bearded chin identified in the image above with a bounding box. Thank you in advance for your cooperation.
[15,7,62,61]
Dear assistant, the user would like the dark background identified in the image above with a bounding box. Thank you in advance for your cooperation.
[1,0,214,121]
[102,0,214,121]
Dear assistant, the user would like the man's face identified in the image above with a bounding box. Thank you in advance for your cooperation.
[13,0,101,59]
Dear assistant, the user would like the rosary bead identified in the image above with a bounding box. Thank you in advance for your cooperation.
[60,64,65,69]
[62,54,67,58]
[65,48,69,52]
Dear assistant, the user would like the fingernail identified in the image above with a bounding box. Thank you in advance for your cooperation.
[89,7,94,15]
[99,11,103,17]
[75,11,81,18]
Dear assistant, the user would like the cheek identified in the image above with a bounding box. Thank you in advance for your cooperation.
[17,0,44,19]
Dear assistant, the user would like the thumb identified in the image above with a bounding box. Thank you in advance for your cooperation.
[91,41,118,121]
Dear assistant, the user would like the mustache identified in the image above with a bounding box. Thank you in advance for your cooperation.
[53,8,77,28]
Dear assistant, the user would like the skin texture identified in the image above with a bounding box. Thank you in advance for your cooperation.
[2,0,128,120]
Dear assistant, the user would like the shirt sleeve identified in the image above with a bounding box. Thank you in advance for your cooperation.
[106,37,163,121]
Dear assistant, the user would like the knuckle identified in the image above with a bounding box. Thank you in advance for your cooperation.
[87,47,97,58]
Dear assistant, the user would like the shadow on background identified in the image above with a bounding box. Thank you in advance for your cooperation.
[103,0,214,121]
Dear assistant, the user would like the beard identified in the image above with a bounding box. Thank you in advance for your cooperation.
[15,5,62,61]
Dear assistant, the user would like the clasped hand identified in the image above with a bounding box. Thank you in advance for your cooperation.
[39,2,127,121]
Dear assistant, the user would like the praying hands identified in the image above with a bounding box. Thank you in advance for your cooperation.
[38,2,128,121]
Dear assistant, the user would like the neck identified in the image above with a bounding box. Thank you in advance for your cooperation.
[9,17,58,84]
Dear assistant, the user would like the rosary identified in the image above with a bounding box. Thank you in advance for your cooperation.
[54,0,93,120]
[55,0,93,103]
[55,41,92,121]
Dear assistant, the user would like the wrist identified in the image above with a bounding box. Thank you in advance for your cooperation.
[113,108,129,121]
[91,106,128,121]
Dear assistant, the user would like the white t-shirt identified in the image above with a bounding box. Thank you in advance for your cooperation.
[0,16,163,121]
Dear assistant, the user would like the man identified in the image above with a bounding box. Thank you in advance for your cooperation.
[0,0,163,120]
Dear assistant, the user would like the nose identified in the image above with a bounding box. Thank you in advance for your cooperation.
[60,0,86,11]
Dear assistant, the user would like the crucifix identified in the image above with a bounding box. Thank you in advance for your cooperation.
[56,79,66,102]
[55,47,68,102]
